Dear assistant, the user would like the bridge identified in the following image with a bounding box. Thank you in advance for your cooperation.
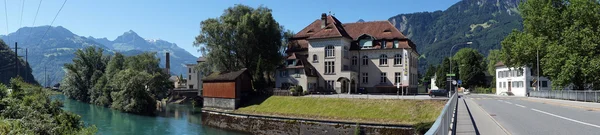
[426,92,600,135]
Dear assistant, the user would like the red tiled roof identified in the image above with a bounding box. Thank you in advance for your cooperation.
[343,21,407,40]
[288,14,416,52]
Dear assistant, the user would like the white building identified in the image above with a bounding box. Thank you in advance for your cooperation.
[186,57,206,95]
[495,62,551,96]
[275,13,419,94]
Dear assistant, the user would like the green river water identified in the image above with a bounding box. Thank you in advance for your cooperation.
[54,95,247,135]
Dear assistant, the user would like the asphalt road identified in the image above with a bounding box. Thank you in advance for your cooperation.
[464,94,600,135]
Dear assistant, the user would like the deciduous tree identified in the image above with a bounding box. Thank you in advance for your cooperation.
[501,0,600,89]
[194,4,283,89]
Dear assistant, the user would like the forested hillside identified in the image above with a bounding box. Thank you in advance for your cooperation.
[0,40,37,85]
[389,0,523,72]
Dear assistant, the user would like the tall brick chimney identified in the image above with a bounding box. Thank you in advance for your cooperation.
[166,52,170,74]
[321,13,327,28]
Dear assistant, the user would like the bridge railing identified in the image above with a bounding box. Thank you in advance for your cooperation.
[425,92,458,135]
[530,90,600,103]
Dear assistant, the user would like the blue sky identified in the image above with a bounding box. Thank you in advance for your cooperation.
[0,0,460,57]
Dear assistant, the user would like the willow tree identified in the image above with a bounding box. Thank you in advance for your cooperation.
[194,4,283,89]
[501,0,600,90]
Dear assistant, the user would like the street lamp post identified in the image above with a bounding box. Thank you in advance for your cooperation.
[448,42,473,96]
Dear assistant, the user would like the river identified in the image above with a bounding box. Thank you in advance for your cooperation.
[53,95,247,135]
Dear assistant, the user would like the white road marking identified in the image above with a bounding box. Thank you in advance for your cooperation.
[505,101,513,105]
[515,104,526,108]
[531,108,600,129]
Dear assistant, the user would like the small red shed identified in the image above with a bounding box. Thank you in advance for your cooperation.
[202,68,252,109]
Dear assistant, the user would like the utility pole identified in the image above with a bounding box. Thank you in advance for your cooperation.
[537,49,540,91]
[44,66,47,88]
[15,42,18,77]
[25,48,28,81]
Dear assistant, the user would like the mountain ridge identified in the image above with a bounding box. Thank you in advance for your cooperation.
[388,0,523,73]
[1,26,199,86]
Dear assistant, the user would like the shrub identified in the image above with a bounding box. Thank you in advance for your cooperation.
[414,121,434,135]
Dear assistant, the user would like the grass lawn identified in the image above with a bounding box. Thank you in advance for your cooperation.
[235,96,446,125]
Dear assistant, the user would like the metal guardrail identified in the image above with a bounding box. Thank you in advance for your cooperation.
[530,90,600,103]
[425,92,458,135]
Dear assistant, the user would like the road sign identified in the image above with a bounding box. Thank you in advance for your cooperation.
[457,80,462,85]
[452,80,457,85]
[397,83,401,88]
[446,74,456,77]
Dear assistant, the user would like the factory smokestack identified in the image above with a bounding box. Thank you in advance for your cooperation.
[166,52,170,74]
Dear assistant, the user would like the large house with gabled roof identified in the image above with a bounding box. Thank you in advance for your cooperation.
[275,13,419,94]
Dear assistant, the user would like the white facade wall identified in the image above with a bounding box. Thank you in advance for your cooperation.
[495,66,551,96]
[275,69,311,91]
[276,38,418,93]
[186,64,203,95]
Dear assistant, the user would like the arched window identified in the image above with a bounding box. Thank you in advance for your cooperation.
[313,54,318,62]
[379,54,388,65]
[394,54,402,65]
[325,45,335,57]
[362,55,369,65]
[352,56,358,65]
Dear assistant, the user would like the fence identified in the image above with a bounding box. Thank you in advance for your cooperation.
[425,92,458,135]
[530,90,600,103]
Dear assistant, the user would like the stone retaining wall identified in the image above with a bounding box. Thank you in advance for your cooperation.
[201,109,415,135]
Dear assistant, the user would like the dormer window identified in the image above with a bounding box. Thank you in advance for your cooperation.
[359,37,373,49]
[382,41,387,49]
[393,40,399,48]
[307,29,314,34]
[313,54,318,63]
[383,29,392,32]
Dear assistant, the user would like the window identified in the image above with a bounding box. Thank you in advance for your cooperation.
[344,46,348,58]
[394,54,402,65]
[325,45,335,58]
[360,38,373,49]
[193,69,195,73]
[189,85,194,89]
[395,72,401,84]
[188,68,191,73]
[517,70,523,77]
[541,81,548,87]
[380,72,387,84]
[308,83,316,90]
[280,70,288,77]
[189,75,192,80]
[313,54,318,62]
[498,82,501,88]
[393,40,399,48]
[295,69,300,78]
[382,41,387,49]
[326,80,335,90]
[362,73,369,84]
[379,54,388,65]
[324,61,335,74]
[352,56,358,65]
[362,55,369,65]
[530,81,534,87]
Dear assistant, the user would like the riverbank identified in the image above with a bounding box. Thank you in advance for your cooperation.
[232,96,445,125]
[54,94,246,135]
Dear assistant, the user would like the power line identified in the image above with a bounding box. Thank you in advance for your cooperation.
[24,0,42,45]
[34,0,67,47]
[16,0,25,41]
[3,0,9,44]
